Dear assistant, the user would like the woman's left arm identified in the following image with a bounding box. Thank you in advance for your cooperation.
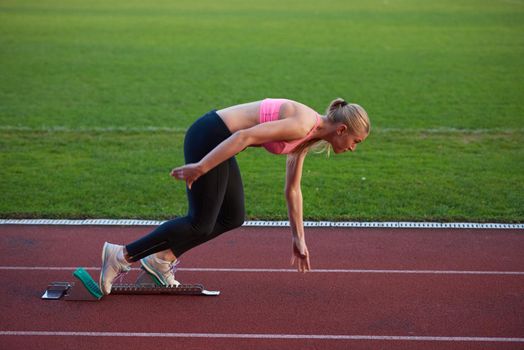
[285,149,311,273]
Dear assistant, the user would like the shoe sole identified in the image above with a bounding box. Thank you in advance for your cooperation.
[99,242,111,295]
[140,258,167,286]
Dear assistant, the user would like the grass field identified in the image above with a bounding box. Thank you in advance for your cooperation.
[1,0,523,221]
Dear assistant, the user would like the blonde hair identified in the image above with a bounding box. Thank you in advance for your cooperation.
[326,98,370,136]
[303,98,370,156]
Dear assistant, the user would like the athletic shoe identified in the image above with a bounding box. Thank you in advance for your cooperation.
[99,242,131,295]
[140,255,180,287]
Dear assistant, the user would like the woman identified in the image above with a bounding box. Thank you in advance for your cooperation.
[100,98,370,294]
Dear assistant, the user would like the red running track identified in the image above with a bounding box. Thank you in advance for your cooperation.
[0,225,523,350]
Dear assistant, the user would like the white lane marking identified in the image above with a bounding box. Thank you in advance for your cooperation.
[2,125,523,134]
[0,219,523,229]
[0,331,522,342]
[0,125,188,133]
[181,268,524,275]
[0,266,523,275]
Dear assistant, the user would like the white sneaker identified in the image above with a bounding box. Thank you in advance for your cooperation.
[99,242,131,295]
[140,255,180,287]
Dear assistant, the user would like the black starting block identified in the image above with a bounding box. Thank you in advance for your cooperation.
[42,267,220,301]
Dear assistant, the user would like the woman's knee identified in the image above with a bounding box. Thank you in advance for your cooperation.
[189,218,215,237]
[189,205,244,237]
[222,210,245,231]
[233,210,245,229]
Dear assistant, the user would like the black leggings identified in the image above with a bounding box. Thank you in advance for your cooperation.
[125,111,245,260]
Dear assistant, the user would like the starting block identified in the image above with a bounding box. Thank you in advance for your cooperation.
[42,267,220,301]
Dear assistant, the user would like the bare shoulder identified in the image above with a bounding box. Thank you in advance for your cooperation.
[281,100,318,130]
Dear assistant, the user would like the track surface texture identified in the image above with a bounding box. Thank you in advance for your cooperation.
[0,225,523,349]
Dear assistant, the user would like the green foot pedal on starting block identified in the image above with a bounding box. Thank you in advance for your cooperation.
[70,267,104,300]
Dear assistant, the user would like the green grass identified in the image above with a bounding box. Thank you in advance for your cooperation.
[1,0,523,221]
[1,129,522,222]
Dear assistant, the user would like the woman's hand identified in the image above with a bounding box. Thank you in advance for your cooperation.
[291,236,311,273]
[170,163,204,189]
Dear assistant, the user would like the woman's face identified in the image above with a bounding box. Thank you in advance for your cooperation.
[329,125,367,154]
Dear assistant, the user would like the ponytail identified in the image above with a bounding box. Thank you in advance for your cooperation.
[326,97,370,136]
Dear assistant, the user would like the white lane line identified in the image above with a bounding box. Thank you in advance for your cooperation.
[0,125,188,133]
[1,219,523,229]
[180,268,524,275]
[0,266,523,275]
[0,331,522,342]
[3,125,523,134]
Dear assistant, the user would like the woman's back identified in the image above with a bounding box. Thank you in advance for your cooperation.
[217,99,318,135]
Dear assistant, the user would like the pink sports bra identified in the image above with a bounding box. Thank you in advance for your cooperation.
[259,98,321,154]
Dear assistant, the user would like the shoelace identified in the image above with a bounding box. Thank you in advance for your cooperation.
[113,267,130,285]
[166,260,180,287]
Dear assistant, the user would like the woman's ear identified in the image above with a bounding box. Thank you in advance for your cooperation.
[336,124,348,135]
